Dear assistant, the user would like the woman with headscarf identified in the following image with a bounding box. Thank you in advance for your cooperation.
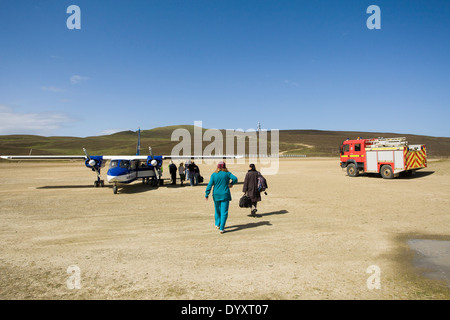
[205,161,238,234]
[243,163,262,217]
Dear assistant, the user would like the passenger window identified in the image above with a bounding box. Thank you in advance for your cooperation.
[355,144,361,152]
[120,160,130,169]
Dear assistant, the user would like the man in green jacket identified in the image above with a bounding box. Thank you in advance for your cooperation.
[205,161,238,234]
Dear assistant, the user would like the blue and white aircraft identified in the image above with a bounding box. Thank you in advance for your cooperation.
[1,129,238,194]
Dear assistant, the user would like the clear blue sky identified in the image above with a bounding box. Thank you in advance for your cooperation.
[1,0,449,137]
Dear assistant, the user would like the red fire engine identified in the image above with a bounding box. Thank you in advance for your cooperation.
[339,137,427,179]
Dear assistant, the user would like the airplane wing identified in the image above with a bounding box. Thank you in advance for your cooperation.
[1,155,243,160]
[162,155,243,159]
[102,156,150,160]
[0,155,86,160]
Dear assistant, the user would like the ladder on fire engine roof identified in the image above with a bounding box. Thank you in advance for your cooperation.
[367,137,408,147]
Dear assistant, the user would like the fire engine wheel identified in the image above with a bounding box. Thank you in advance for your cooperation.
[380,165,394,179]
[346,163,359,177]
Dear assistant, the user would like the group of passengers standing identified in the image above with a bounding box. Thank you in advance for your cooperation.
[168,160,201,186]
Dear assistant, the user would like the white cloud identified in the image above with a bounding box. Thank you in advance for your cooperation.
[70,75,90,84]
[41,86,67,92]
[0,104,74,136]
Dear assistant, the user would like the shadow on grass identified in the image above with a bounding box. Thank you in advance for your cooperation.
[362,170,435,179]
[251,209,289,218]
[225,221,272,233]
[37,185,111,189]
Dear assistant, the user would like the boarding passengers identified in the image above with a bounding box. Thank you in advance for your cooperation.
[178,162,185,185]
[205,161,238,234]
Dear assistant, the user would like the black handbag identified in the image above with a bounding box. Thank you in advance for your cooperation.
[239,194,252,208]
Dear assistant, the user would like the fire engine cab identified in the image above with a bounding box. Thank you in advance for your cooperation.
[339,137,427,179]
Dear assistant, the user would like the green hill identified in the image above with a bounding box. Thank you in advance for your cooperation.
[278,130,450,157]
[1,126,449,158]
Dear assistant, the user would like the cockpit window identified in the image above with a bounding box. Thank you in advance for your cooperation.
[110,160,119,168]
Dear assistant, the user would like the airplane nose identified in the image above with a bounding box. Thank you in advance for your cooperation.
[106,167,128,183]
[106,175,117,183]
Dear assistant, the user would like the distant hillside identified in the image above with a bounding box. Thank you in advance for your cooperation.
[279,130,450,157]
[1,126,449,158]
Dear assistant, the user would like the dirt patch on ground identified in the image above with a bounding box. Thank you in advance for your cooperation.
[0,158,449,299]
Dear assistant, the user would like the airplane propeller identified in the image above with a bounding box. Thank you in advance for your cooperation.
[148,146,161,186]
[83,148,104,187]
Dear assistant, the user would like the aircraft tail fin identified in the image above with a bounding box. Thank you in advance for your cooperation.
[136,127,141,156]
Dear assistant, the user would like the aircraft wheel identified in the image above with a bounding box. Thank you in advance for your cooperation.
[100,180,104,187]
[113,185,118,194]
[94,181,99,187]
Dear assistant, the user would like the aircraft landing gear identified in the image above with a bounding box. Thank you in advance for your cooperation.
[94,174,104,188]
[113,184,118,194]
[94,179,104,187]
[150,177,159,187]
[142,177,160,187]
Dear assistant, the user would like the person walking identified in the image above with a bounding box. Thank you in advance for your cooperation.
[205,161,238,234]
[178,162,185,185]
[243,163,264,217]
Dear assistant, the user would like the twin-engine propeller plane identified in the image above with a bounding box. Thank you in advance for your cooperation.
[1,129,238,194]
